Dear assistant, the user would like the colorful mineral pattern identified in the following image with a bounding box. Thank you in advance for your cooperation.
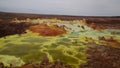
[0,18,120,68]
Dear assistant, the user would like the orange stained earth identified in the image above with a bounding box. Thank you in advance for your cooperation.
[88,23,105,30]
[29,24,66,36]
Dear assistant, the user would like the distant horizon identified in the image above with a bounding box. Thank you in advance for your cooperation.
[0,0,120,16]
[1,11,120,17]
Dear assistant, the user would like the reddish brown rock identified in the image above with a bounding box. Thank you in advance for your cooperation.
[29,24,66,36]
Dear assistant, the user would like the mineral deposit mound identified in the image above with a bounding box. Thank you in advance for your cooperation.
[29,24,66,36]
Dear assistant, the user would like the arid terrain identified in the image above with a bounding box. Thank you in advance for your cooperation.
[0,12,120,68]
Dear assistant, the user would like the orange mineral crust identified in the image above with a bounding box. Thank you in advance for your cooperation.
[29,24,66,36]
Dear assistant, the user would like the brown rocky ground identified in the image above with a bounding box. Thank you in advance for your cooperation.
[0,21,32,38]
[80,43,120,68]
[0,12,120,29]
